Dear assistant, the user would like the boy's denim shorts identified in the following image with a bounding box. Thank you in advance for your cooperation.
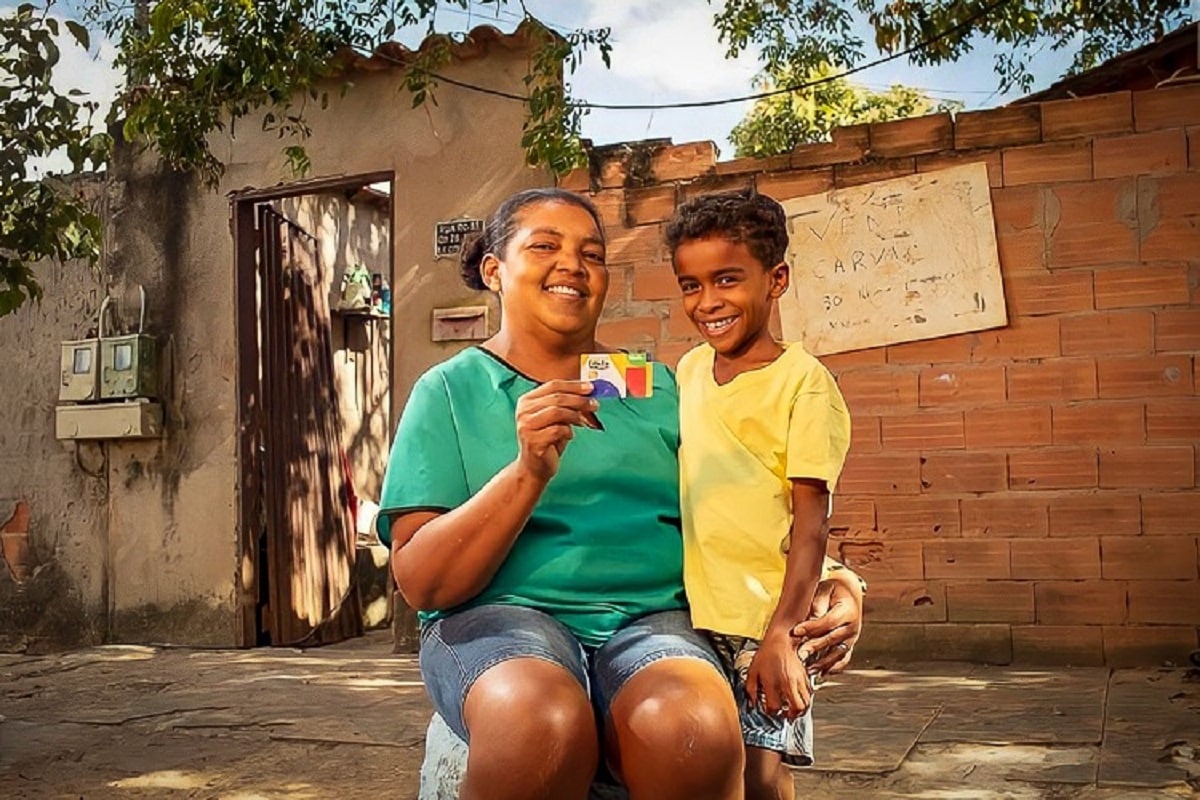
[708,633,815,766]
[418,603,725,743]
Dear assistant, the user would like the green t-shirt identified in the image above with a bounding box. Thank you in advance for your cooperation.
[377,347,686,648]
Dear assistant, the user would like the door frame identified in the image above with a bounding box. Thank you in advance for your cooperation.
[230,170,394,647]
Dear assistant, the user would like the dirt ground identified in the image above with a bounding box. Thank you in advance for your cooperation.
[2,630,1198,799]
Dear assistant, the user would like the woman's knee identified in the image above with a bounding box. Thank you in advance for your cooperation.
[465,658,598,752]
[610,657,743,762]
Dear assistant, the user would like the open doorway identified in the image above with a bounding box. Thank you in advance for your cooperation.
[231,172,394,647]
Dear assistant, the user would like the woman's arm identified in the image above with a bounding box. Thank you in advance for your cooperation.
[792,565,864,675]
[390,379,597,610]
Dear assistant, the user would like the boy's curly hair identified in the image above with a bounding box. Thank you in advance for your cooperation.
[664,188,789,271]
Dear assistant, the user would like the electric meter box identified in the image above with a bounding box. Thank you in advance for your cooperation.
[100,333,159,400]
[59,338,101,402]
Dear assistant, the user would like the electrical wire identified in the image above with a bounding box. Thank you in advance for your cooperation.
[361,0,1015,111]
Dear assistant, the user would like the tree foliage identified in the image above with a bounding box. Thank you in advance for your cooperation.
[2,0,1190,317]
[715,0,1190,96]
[0,3,110,316]
[730,63,958,158]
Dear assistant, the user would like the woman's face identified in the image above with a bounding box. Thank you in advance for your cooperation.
[483,200,609,344]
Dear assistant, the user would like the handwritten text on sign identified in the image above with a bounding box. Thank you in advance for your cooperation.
[778,162,1007,356]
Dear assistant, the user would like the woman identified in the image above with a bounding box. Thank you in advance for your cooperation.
[378,188,862,800]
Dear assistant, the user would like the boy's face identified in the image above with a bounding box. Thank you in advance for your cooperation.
[674,235,789,359]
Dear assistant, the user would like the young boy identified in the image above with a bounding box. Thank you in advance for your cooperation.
[665,188,852,800]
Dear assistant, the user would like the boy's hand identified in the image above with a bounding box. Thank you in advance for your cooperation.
[793,579,863,675]
[745,629,812,720]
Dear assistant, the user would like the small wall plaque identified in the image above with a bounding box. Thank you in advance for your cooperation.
[435,218,484,260]
[432,306,489,342]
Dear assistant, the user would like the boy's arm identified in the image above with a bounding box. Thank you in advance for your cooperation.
[744,478,830,719]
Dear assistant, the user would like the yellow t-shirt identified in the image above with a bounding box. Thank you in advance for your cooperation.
[677,342,852,639]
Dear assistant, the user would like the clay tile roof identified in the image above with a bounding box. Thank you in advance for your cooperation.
[333,18,551,74]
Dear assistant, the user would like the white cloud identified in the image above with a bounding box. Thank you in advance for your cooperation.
[0,6,122,177]
[576,1,760,98]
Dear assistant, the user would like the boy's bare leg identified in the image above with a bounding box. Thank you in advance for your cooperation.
[744,746,795,800]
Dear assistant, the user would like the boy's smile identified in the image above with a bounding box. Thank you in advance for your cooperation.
[674,235,789,366]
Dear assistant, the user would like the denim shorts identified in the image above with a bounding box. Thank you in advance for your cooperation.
[709,633,815,766]
[418,604,725,743]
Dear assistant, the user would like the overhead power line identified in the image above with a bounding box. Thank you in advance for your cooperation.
[363,0,1014,111]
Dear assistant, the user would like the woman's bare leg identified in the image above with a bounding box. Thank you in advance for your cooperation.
[460,658,598,800]
[605,657,744,800]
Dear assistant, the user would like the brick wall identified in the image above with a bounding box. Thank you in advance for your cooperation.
[563,84,1200,667]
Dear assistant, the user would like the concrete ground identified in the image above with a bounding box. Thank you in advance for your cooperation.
[2,630,1198,799]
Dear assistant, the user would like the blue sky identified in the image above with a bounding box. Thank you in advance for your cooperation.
[17,0,1103,169]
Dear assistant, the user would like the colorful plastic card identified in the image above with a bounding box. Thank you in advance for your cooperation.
[580,352,653,399]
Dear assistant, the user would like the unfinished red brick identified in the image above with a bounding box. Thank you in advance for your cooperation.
[1039,92,1133,141]
[1004,272,1093,317]
[590,189,625,229]
[874,495,961,539]
[960,494,1049,538]
[624,185,677,227]
[837,539,925,581]
[947,581,1035,623]
[964,405,1052,449]
[1141,493,1200,535]
[1002,140,1093,186]
[834,158,916,188]
[1012,625,1105,666]
[755,169,835,200]
[1093,264,1191,309]
[630,263,678,301]
[1011,537,1101,580]
[1046,179,1139,269]
[1133,84,1200,132]
[1,500,31,583]
[1103,625,1199,667]
[921,451,1009,493]
[1127,580,1200,625]
[649,141,717,182]
[1155,308,1200,353]
[863,580,947,623]
[1009,448,1099,491]
[870,113,953,158]
[596,315,661,349]
[791,126,869,169]
[886,334,974,366]
[1147,399,1200,442]
[827,497,876,537]
[916,151,1002,187]
[924,539,1011,580]
[991,184,1045,231]
[1097,354,1193,398]
[1007,359,1097,403]
[955,105,1042,150]
[558,167,590,191]
[918,366,1007,407]
[921,623,1013,664]
[1190,126,1200,170]
[848,415,882,454]
[837,369,919,413]
[679,173,754,202]
[1048,491,1141,537]
[1099,446,1195,489]
[1140,172,1200,218]
[606,225,666,265]
[996,227,1048,273]
[1141,217,1200,262]
[1035,580,1126,624]
[1094,129,1189,179]
[839,452,923,495]
[715,153,791,176]
[819,348,887,372]
[970,317,1061,363]
[1102,535,1199,579]
[880,411,965,450]
[1051,401,1146,446]
[1061,311,1154,357]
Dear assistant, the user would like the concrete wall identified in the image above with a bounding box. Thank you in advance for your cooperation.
[566,84,1200,666]
[0,27,547,649]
